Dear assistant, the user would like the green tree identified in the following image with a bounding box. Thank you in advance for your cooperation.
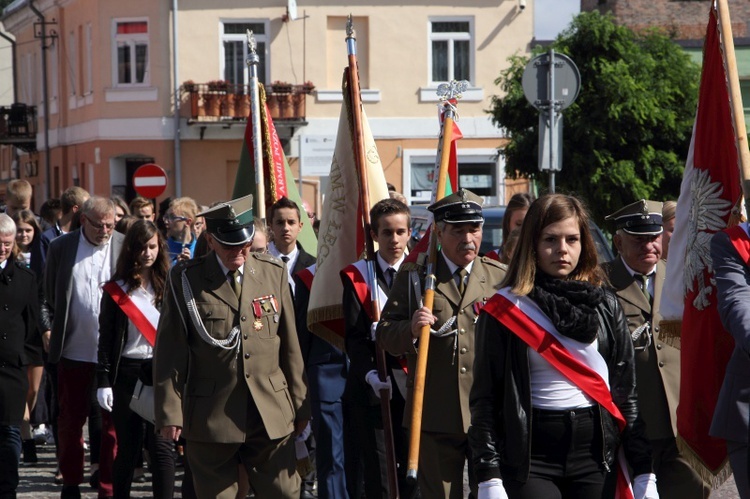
[492,11,700,223]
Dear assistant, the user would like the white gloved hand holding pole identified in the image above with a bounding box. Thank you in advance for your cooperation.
[478,478,509,499]
[370,322,378,341]
[633,473,659,499]
[96,387,113,412]
[365,370,392,400]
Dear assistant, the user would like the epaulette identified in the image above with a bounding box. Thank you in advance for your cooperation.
[480,256,505,269]
[253,252,285,268]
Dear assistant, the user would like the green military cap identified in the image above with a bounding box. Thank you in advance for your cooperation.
[428,188,484,224]
[199,194,255,246]
[605,199,663,236]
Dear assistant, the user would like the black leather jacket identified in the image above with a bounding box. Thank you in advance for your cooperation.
[468,288,652,483]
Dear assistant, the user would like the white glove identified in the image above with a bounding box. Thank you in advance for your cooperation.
[365,370,392,400]
[478,478,509,499]
[370,322,378,341]
[633,473,658,499]
[96,387,113,412]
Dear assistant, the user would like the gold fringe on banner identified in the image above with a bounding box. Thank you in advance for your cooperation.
[658,319,682,349]
[307,304,346,352]
[676,435,733,490]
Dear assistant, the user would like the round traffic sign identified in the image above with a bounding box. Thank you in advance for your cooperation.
[132,163,168,199]
[522,52,580,111]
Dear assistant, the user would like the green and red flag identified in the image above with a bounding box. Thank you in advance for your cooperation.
[232,84,317,256]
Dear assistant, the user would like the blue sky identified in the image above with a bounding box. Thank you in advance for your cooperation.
[534,0,580,41]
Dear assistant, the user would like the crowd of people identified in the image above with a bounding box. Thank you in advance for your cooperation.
[0,177,746,499]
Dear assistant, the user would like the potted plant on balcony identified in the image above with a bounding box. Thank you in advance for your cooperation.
[183,80,201,118]
[204,80,227,117]
[270,80,293,94]
[301,81,315,94]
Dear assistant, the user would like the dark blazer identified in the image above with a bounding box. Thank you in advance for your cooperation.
[291,243,316,280]
[43,230,124,364]
[342,257,407,405]
[710,230,750,443]
[0,261,41,424]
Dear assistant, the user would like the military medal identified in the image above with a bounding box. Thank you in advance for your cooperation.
[251,294,279,332]
[253,318,263,331]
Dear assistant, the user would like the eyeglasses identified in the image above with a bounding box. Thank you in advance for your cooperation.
[84,215,114,231]
[163,214,188,223]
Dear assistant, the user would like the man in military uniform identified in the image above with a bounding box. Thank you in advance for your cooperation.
[377,189,506,499]
[603,200,708,498]
[154,195,310,499]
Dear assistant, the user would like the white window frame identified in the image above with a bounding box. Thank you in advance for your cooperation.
[68,30,77,96]
[85,23,93,95]
[219,19,270,86]
[402,148,501,205]
[111,17,150,87]
[427,16,475,87]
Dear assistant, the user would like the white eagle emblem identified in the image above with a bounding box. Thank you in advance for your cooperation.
[684,169,731,310]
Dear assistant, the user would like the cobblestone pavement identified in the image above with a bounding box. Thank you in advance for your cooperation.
[17,438,742,498]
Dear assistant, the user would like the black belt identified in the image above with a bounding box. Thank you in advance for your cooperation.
[532,405,597,419]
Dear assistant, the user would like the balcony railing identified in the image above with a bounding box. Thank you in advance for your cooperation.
[0,104,38,152]
[182,82,312,124]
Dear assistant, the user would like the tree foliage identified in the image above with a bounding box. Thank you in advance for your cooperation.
[491,11,700,223]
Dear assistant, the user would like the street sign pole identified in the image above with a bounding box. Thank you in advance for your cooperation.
[549,49,556,192]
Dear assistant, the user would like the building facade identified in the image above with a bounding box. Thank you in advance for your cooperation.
[0,0,532,211]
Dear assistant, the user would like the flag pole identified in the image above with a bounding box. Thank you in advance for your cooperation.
[345,16,399,498]
[406,79,468,484]
[246,30,267,224]
[716,0,750,208]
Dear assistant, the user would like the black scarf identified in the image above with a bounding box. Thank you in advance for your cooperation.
[529,273,604,343]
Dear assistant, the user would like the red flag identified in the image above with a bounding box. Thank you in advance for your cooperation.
[662,6,739,484]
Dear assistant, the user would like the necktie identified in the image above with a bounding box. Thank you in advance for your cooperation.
[281,256,290,264]
[455,268,468,295]
[386,267,396,289]
[228,269,241,298]
[635,273,650,302]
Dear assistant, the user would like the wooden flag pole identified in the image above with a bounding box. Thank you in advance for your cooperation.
[345,16,400,498]
[406,80,468,484]
[716,0,750,208]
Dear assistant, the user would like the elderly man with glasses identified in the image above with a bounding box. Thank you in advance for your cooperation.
[43,196,124,499]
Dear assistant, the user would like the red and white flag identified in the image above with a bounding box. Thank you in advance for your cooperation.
[660,5,740,484]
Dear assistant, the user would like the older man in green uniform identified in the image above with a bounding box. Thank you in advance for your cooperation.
[154,195,310,499]
[377,189,506,499]
[603,200,708,498]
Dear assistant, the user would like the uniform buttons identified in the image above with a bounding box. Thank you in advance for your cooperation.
[241,316,247,322]
[245,373,250,378]
[244,353,250,359]
[460,367,467,374]
[459,328,466,335]
[459,310,465,315]
[654,326,660,333]
[656,344,662,350]
[243,335,248,340]
[460,347,467,354]
[658,361,665,368]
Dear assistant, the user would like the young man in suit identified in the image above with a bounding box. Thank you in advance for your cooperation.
[341,198,411,499]
[377,189,506,499]
[603,200,708,499]
[154,195,310,499]
[44,197,124,499]
[267,197,316,295]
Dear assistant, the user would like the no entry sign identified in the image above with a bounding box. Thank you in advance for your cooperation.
[132,163,168,199]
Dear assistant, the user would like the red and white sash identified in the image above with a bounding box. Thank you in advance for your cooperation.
[103,280,159,347]
[340,260,388,322]
[483,287,634,499]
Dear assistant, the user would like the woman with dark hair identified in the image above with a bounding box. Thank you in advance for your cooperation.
[469,194,655,499]
[487,193,533,262]
[11,209,45,464]
[95,220,175,499]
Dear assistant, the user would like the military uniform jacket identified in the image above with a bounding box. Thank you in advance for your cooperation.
[603,257,679,440]
[154,251,310,444]
[377,253,505,435]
